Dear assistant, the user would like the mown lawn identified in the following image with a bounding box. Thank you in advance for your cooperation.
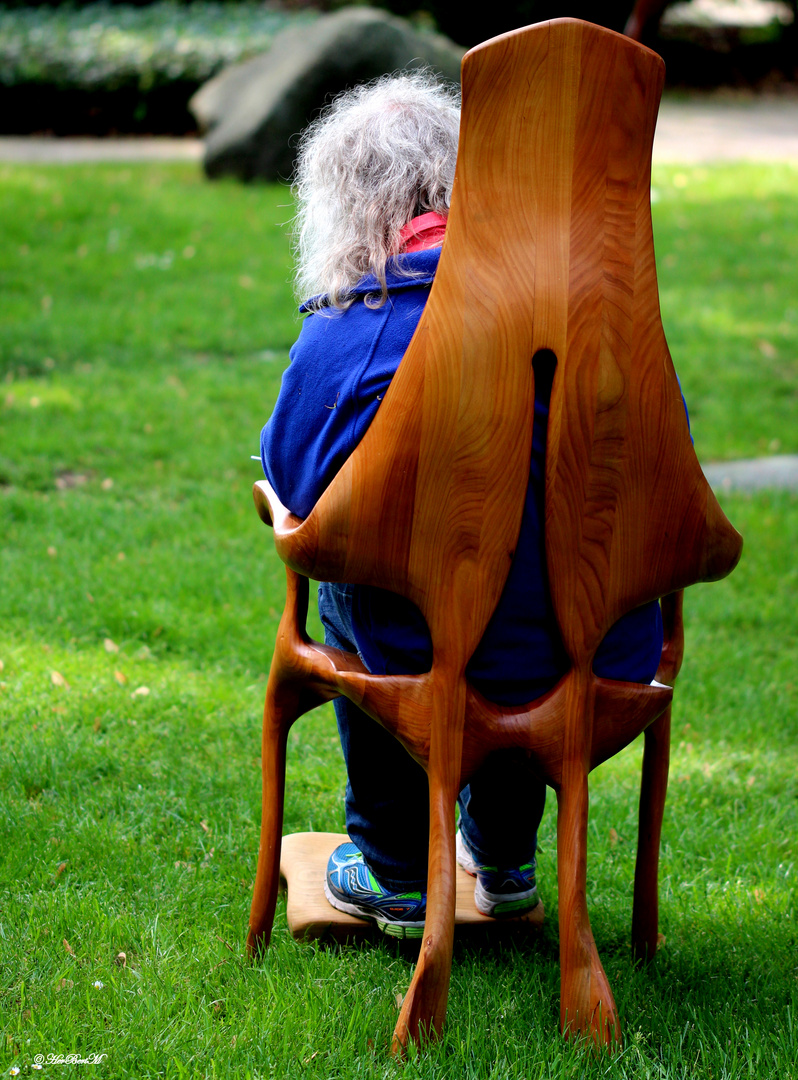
[0,160,796,1079]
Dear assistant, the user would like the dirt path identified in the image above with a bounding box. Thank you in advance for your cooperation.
[653,94,798,162]
[1,93,797,164]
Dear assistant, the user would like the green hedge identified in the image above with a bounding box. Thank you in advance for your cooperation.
[0,1,317,133]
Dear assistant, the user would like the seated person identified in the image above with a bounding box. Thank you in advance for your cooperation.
[260,72,667,938]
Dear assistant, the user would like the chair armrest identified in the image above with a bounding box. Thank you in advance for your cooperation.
[253,479,304,532]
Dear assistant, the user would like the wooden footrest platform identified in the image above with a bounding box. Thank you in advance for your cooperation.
[279,832,545,943]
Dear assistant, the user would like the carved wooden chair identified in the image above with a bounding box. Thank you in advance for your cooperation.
[246,18,742,1051]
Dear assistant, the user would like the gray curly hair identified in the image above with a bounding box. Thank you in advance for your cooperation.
[291,70,461,310]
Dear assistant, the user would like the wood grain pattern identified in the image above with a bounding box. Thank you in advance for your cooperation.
[248,18,742,1055]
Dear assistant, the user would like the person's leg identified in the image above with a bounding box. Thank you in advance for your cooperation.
[456,750,545,916]
[318,582,546,917]
[457,749,545,867]
[318,582,430,891]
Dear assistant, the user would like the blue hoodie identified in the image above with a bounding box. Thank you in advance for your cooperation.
[261,248,663,706]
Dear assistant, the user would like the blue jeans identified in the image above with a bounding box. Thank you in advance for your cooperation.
[318,582,546,892]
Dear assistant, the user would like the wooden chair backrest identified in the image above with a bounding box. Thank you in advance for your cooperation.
[266,18,742,679]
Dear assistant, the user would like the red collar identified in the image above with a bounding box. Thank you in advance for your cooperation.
[398,211,448,253]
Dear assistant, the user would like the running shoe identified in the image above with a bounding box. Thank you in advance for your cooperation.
[324,842,427,939]
[456,829,539,918]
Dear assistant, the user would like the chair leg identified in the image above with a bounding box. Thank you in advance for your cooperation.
[631,704,671,962]
[246,676,299,956]
[557,673,621,1048]
[392,687,463,1053]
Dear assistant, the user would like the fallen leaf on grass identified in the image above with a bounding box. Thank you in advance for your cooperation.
[55,471,88,490]
[63,938,75,955]
[114,671,127,685]
[114,952,127,967]
[50,671,69,688]
[609,828,619,848]
[56,862,67,876]
[131,686,150,697]
[200,820,211,834]
[104,638,119,653]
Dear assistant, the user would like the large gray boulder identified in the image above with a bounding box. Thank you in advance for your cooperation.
[189,7,465,182]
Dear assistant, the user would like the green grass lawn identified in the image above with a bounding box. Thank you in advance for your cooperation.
[1,160,797,1079]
